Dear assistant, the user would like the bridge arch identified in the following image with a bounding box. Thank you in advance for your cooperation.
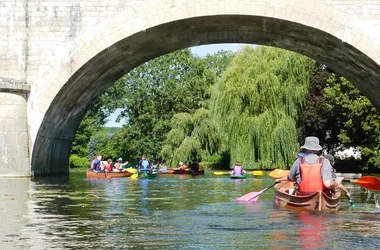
[29,0,380,175]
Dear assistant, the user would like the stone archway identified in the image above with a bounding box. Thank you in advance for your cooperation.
[29,0,380,175]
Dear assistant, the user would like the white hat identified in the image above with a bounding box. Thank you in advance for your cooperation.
[301,136,322,151]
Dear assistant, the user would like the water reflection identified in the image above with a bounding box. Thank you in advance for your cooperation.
[0,172,379,249]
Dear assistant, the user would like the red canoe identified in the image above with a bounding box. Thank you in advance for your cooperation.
[86,169,132,178]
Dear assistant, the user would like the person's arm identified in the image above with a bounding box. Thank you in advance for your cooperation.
[321,161,339,189]
[338,183,350,196]
[275,161,298,183]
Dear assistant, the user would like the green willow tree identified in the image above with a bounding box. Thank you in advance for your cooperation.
[161,108,223,167]
[211,46,314,169]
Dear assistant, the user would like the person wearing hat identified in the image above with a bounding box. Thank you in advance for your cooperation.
[276,136,342,196]
[113,158,129,172]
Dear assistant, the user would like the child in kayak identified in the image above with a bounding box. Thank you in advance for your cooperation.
[232,161,246,176]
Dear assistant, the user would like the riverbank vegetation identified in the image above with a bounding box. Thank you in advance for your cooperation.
[69,46,380,172]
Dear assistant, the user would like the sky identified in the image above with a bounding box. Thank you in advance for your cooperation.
[104,43,250,127]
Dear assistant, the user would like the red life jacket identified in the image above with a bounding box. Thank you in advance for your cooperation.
[105,163,113,172]
[298,157,326,195]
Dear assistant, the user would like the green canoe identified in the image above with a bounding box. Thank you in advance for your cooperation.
[140,171,158,179]
[230,174,247,179]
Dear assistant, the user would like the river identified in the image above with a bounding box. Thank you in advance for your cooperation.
[1,171,379,249]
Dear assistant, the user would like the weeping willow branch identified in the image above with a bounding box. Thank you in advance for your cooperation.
[211,46,314,169]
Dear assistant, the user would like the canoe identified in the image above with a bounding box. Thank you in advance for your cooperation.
[86,169,132,178]
[274,181,341,212]
[231,174,247,179]
[139,171,157,179]
[158,168,205,175]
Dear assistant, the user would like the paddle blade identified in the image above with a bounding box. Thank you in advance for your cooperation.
[131,173,138,179]
[214,171,228,175]
[126,168,137,174]
[235,191,262,202]
[252,170,263,176]
[269,169,289,178]
[354,176,380,191]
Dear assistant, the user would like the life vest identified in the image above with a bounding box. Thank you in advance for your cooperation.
[233,166,242,176]
[298,157,326,195]
[141,159,150,171]
[105,163,113,172]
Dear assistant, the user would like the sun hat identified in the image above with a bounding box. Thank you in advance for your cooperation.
[300,136,323,151]
[179,162,183,165]
[117,158,122,162]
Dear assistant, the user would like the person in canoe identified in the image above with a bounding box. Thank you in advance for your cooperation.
[113,158,128,172]
[323,154,351,197]
[104,158,114,172]
[189,160,200,175]
[158,163,168,173]
[90,154,103,173]
[275,136,342,196]
[139,154,151,173]
[178,162,188,171]
[231,161,246,176]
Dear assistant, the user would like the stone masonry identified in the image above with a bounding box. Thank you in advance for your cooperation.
[0,0,380,176]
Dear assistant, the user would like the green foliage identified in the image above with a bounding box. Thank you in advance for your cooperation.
[211,46,314,169]
[161,108,223,167]
[69,154,90,168]
[92,49,235,162]
[324,74,380,169]
[297,65,340,150]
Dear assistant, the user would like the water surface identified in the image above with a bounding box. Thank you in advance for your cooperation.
[1,171,379,249]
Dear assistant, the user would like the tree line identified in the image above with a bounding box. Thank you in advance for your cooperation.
[69,46,380,172]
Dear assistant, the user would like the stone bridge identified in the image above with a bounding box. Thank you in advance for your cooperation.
[1,0,380,176]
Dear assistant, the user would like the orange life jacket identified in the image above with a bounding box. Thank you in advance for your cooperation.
[298,157,326,195]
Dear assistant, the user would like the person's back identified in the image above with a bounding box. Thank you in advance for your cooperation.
[233,166,242,176]
[90,154,102,172]
[286,137,336,196]
[105,159,113,172]
[190,161,199,174]
[232,161,243,176]
[297,155,325,194]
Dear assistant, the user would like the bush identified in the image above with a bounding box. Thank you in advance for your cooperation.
[70,154,90,168]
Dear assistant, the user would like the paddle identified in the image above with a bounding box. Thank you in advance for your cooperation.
[343,176,380,191]
[235,169,290,202]
[214,171,230,175]
[214,170,263,176]
[130,173,138,179]
[269,169,289,179]
[126,168,137,174]
[235,183,276,202]
[346,194,355,207]
[252,170,263,176]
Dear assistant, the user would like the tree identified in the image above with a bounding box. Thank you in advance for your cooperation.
[324,74,380,169]
[211,46,314,169]
[297,65,341,150]
[161,108,223,167]
[99,49,234,162]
